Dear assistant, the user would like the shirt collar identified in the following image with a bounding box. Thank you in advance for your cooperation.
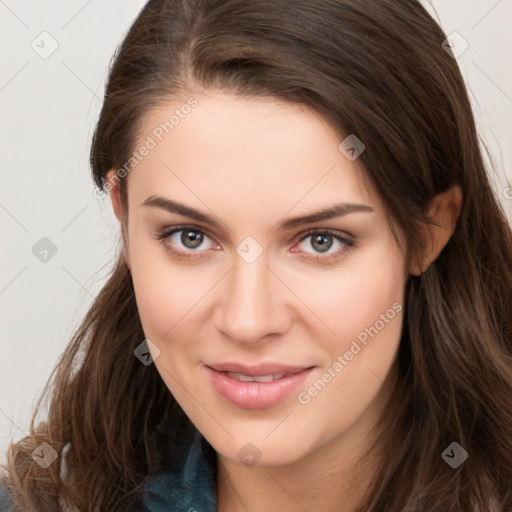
[141,429,217,512]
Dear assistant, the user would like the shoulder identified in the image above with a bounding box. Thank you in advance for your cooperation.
[0,429,217,512]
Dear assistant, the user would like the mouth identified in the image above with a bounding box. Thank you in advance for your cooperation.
[224,372,288,382]
[205,362,314,409]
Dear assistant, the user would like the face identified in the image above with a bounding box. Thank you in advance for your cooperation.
[109,89,408,468]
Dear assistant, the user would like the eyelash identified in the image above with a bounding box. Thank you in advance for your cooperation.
[153,225,355,263]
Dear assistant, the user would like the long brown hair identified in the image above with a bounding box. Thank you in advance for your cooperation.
[3,0,512,510]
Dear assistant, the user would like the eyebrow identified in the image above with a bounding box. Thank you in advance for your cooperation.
[141,195,375,232]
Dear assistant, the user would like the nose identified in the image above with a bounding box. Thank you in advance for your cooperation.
[214,250,291,345]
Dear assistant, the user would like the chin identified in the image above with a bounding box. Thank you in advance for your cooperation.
[206,425,318,468]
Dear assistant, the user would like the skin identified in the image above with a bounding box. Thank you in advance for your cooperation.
[107,89,462,512]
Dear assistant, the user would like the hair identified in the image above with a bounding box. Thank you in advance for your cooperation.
[3,0,512,510]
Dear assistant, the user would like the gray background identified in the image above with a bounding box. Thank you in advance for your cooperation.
[1,0,511,464]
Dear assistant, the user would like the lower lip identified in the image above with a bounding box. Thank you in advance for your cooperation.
[206,366,313,409]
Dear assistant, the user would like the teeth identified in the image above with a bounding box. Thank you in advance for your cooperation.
[237,373,256,382]
[226,372,286,382]
[253,375,275,383]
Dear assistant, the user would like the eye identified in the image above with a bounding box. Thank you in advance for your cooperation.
[291,229,355,262]
[154,225,355,263]
[154,225,219,260]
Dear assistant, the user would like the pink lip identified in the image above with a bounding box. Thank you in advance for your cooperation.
[205,362,314,410]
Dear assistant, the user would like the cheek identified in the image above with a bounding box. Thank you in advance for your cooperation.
[127,235,213,344]
[297,288,404,441]
[298,240,406,356]
[297,246,406,432]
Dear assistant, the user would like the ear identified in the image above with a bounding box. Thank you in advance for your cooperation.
[106,169,124,223]
[105,169,130,269]
[409,185,463,276]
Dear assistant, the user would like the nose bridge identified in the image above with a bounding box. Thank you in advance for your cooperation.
[215,250,286,344]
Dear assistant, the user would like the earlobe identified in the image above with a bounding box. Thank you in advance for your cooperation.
[409,185,463,276]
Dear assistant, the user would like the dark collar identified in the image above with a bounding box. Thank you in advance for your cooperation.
[141,429,217,512]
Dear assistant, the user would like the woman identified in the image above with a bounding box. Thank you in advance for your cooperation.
[2,0,511,510]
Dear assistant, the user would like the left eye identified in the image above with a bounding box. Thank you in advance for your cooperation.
[296,231,348,254]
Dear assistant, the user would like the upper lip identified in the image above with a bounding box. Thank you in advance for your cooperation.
[206,362,312,376]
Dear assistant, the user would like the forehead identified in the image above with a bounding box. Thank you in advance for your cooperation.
[126,90,377,213]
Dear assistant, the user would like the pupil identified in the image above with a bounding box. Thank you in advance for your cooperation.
[182,230,203,249]
[313,234,332,252]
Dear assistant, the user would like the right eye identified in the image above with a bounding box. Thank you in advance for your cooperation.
[154,225,220,260]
